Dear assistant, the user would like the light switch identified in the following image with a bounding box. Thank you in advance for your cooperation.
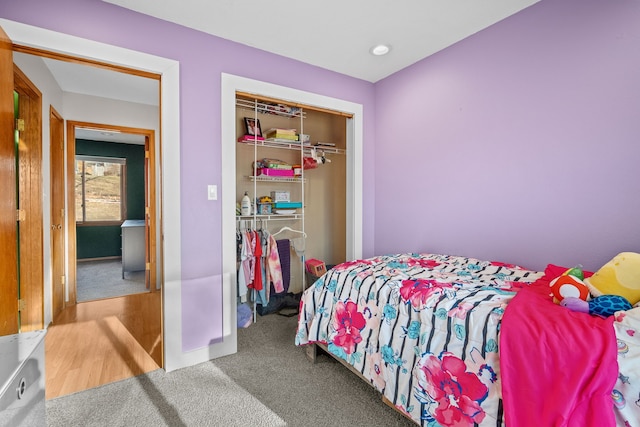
[207,185,217,200]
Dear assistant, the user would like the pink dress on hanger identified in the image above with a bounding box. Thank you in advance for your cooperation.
[266,234,284,293]
[252,230,263,291]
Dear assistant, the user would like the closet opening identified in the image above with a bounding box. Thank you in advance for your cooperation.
[234,92,349,322]
[221,73,363,359]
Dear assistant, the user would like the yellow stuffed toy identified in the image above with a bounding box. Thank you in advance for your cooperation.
[584,252,640,306]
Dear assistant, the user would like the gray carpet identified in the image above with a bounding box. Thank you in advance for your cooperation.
[213,312,416,427]
[46,362,286,427]
[46,307,415,426]
[77,259,147,302]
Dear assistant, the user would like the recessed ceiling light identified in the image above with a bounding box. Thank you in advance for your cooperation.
[370,44,391,56]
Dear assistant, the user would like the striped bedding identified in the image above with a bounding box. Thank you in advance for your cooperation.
[295,253,543,427]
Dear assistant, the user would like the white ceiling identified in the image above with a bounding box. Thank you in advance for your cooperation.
[14,52,156,145]
[42,57,159,106]
[75,128,146,145]
[103,0,539,83]
[17,1,541,143]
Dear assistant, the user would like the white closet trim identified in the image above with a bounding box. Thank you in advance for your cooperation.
[221,73,364,337]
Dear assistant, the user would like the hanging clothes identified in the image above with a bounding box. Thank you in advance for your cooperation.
[255,231,269,306]
[256,231,284,306]
[266,234,284,293]
[291,236,305,259]
[249,230,263,291]
[237,229,254,299]
[276,239,291,293]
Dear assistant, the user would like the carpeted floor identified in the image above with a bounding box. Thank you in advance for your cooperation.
[77,259,147,301]
[213,311,416,427]
[45,309,415,427]
[46,362,286,427]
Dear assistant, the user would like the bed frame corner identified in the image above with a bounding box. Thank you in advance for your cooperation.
[304,343,317,363]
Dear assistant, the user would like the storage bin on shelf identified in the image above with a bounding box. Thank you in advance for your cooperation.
[260,158,292,170]
[253,158,294,177]
[273,201,302,209]
[272,201,302,215]
[256,203,272,214]
[257,168,294,177]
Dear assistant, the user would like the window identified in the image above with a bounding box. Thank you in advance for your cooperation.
[75,155,126,223]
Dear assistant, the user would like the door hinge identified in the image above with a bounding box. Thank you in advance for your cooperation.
[15,118,25,132]
[146,263,150,270]
[60,208,65,218]
[145,150,150,159]
[61,275,65,286]
[16,209,25,222]
[18,299,26,312]
[145,206,149,215]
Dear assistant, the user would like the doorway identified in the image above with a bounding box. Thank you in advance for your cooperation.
[9,38,163,385]
[1,17,185,372]
[69,122,158,303]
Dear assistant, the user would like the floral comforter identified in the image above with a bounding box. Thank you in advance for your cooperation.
[295,253,543,426]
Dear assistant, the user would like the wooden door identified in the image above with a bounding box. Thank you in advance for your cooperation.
[0,25,18,336]
[50,106,65,319]
[144,135,157,291]
[144,138,150,289]
[14,65,44,332]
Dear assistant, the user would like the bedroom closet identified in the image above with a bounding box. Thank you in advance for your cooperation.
[235,93,347,316]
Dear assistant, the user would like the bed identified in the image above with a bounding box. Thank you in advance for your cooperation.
[295,253,640,426]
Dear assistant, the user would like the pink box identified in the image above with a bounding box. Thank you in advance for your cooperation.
[306,259,327,277]
[258,168,294,177]
[238,134,264,142]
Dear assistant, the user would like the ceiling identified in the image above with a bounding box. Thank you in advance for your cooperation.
[40,56,156,145]
[17,1,541,143]
[41,57,159,106]
[75,128,146,145]
[13,52,157,145]
[103,0,540,83]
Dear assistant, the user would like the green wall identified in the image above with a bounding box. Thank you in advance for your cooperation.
[76,139,145,259]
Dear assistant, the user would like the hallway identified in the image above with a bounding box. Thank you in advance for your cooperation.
[45,292,162,399]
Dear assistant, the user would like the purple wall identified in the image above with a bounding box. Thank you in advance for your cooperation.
[5,0,639,353]
[374,0,640,272]
[0,0,376,351]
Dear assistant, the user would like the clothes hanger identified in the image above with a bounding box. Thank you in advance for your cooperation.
[272,226,307,238]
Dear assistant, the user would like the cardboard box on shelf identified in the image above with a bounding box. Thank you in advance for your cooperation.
[270,191,291,202]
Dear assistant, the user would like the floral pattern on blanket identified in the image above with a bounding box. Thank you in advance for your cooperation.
[296,253,542,427]
[612,307,640,426]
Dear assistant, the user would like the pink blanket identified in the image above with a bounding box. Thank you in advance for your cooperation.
[500,266,617,426]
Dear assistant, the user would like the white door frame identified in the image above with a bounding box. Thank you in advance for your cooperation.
[0,19,186,371]
[221,73,363,349]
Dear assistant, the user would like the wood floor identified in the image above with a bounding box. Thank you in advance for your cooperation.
[45,291,162,400]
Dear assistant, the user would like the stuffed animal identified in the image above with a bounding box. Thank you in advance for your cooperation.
[561,295,632,318]
[559,252,640,317]
[549,265,590,304]
[584,252,640,306]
